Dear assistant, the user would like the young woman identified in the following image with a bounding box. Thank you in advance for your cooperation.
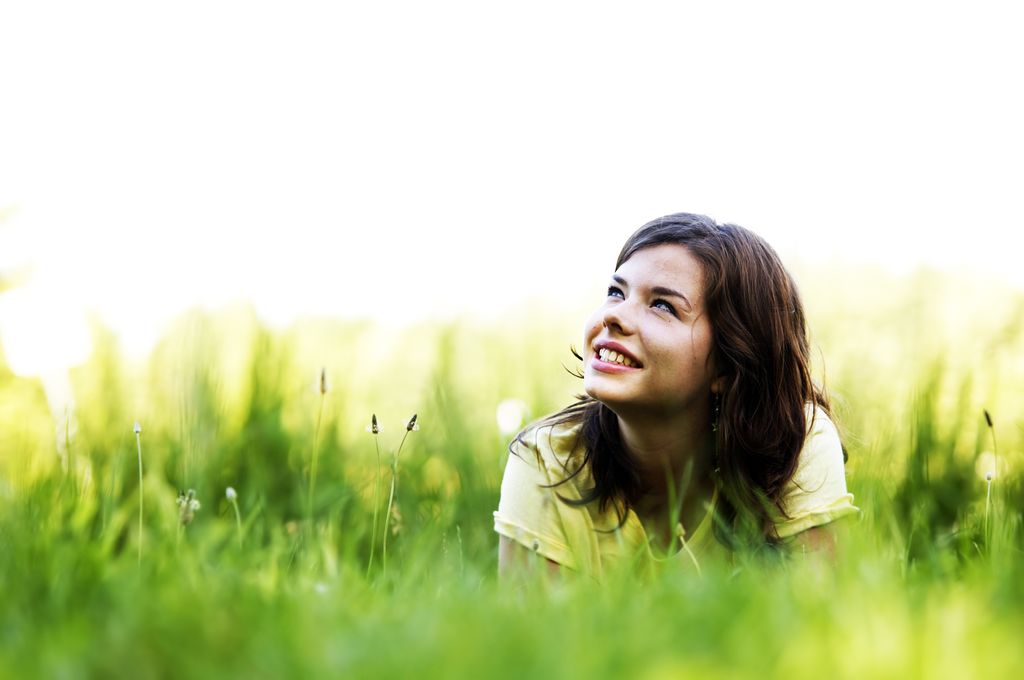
[494,213,857,581]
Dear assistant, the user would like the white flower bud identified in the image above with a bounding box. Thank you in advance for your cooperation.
[226,486,237,501]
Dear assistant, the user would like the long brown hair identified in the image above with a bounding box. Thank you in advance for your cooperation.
[512,212,833,548]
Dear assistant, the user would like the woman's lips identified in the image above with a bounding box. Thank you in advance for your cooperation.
[590,355,641,374]
[594,342,642,367]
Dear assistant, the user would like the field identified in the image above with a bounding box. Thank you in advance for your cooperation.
[2,264,1023,679]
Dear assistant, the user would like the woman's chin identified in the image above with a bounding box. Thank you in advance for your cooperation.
[583,381,629,410]
[582,375,603,400]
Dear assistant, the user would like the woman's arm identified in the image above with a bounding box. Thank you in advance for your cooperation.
[787,512,860,562]
[788,524,838,560]
[498,535,561,583]
[776,408,859,557]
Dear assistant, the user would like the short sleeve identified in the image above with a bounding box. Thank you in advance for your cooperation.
[774,409,859,539]
[493,437,578,569]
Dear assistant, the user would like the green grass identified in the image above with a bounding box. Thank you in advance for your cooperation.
[1,266,1023,678]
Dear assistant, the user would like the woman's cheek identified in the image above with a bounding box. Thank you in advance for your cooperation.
[582,314,602,345]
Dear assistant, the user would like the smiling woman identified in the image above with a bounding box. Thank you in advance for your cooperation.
[493,213,858,582]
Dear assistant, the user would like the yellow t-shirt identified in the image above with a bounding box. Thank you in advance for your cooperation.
[493,406,858,581]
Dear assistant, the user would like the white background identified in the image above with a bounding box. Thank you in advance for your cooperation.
[2,1,1022,373]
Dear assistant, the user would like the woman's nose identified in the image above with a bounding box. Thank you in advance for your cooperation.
[602,299,638,334]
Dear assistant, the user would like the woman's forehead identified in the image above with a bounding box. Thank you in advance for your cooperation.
[615,244,704,291]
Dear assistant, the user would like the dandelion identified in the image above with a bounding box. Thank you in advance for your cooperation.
[366,414,383,577]
[134,421,143,566]
[975,452,999,481]
[226,486,242,548]
[382,413,418,576]
[177,489,201,526]
[307,367,328,524]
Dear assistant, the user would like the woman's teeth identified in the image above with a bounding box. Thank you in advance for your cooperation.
[598,348,636,367]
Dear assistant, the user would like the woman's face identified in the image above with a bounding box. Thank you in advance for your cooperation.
[583,243,719,417]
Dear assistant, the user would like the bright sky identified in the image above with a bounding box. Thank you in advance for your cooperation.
[1,1,1022,375]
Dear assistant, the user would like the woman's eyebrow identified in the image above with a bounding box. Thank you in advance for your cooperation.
[612,274,693,308]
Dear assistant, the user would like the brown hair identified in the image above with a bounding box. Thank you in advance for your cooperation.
[512,212,834,548]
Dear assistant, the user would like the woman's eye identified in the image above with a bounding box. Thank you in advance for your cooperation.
[653,299,677,316]
[607,286,624,299]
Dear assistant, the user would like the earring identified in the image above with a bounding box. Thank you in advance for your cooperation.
[711,392,721,475]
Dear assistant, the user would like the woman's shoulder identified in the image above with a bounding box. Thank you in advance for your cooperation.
[786,403,847,497]
[511,414,586,474]
[803,403,843,457]
[774,402,857,537]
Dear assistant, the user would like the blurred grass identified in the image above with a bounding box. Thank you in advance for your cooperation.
[1,265,1023,678]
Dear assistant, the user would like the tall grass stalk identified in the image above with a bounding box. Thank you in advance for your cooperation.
[307,368,328,524]
[227,487,242,548]
[366,414,381,577]
[984,472,993,546]
[134,421,143,566]
[984,410,999,551]
[985,409,998,472]
[382,414,417,577]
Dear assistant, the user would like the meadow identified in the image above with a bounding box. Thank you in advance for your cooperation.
[1,263,1023,679]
